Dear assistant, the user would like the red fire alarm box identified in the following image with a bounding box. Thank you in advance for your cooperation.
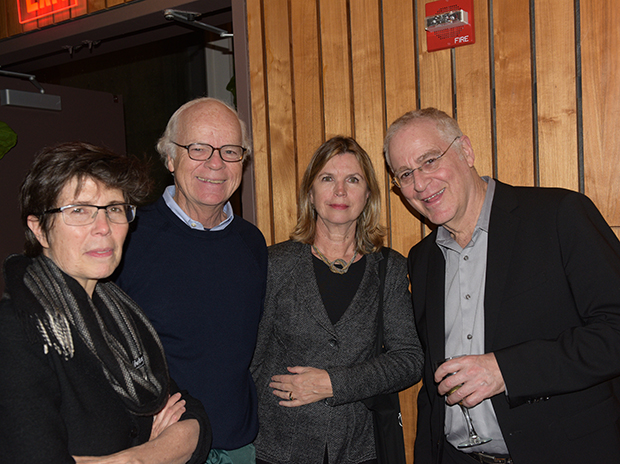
[425,0,475,52]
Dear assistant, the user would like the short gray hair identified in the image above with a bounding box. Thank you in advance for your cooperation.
[384,107,462,169]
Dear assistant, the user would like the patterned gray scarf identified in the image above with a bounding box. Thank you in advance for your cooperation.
[22,255,169,416]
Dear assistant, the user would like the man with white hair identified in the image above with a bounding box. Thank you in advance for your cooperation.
[116,97,267,463]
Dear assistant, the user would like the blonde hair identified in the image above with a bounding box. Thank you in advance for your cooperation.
[290,136,385,254]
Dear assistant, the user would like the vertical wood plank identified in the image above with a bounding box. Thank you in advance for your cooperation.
[382,0,417,134]
[350,0,387,226]
[291,0,324,185]
[417,0,453,112]
[381,4,422,458]
[37,7,55,29]
[87,0,106,13]
[263,0,297,244]
[0,2,9,40]
[319,0,353,138]
[247,0,274,244]
[492,0,535,186]
[5,0,23,36]
[535,0,578,191]
[382,0,423,264]
[454,0,493,179]
[53,8,72,24]
[581,0,620,225]
[382,0,422,252]
[67,0,89,18]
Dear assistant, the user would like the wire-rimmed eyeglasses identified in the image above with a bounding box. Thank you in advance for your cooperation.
[172,141,246,163]
[43,204,136,226]
[391,136,461,189]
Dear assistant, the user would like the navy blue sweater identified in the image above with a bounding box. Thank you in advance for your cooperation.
[115,197,267,450]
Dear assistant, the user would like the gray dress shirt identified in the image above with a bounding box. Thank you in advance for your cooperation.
[436,177,509,454]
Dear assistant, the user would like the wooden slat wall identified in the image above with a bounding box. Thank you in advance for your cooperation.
[535,0,578,191]
[0,0,136,39]
[582,0,620,224]
[247,0,620,462]
[382,2,422,455]
[455,0,493,180]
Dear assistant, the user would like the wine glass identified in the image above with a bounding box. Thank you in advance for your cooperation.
[434,356,492,448]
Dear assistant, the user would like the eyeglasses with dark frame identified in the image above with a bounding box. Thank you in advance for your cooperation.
[43,204,137,226]
[172,141,247,163]
[391,136,461,189]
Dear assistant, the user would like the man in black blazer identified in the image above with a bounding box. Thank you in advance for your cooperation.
[383,108,620,464]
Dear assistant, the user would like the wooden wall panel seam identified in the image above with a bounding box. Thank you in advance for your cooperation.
[575,0,584,194]
[530,0,540,187]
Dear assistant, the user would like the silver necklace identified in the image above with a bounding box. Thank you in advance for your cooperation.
[312,245,358,275]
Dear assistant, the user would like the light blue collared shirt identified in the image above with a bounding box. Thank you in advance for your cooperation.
[162,185,234,231]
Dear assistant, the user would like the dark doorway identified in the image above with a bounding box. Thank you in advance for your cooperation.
[34,31,214,203]
[0,1,250,291]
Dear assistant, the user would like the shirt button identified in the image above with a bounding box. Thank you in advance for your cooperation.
[467,334,473,340]
[463,255,469,261]
[465,294,471,300]
[329,339,338,348]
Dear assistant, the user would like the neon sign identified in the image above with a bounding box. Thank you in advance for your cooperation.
[17,0,79,24]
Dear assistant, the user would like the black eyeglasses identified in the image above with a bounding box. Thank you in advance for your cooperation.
[43,204,136,226]
[391,136,461,189]
[172,141,246,163]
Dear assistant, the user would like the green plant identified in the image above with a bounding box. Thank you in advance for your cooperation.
[0,121,17,160]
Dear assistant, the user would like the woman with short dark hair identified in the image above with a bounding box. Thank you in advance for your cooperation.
[0,142,211,463]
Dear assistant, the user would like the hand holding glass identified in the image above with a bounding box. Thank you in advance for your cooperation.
[434,356,492,448]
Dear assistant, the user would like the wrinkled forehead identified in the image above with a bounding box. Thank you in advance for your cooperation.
[390,121,447,164]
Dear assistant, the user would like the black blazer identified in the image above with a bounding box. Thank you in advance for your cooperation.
[409,180,620,463]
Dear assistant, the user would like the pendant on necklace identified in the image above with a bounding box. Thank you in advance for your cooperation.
[313,245,358,274]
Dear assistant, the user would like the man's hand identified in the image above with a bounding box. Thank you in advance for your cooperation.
[434,353,505,408]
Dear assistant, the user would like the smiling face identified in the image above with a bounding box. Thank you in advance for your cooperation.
[309,152,370,233]
[388,119,483,236]
[27,177,128,296]
[167,100,244,227]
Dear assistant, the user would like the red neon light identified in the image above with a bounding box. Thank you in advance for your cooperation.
[17,0,79,24]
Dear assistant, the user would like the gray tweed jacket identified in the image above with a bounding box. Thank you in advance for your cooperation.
[251,241,423,464]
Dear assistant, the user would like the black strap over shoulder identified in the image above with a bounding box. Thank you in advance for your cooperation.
[375,247,390,356]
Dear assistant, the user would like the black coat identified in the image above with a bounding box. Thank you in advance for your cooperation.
[410,181,620,463]
[0,257,211,464]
